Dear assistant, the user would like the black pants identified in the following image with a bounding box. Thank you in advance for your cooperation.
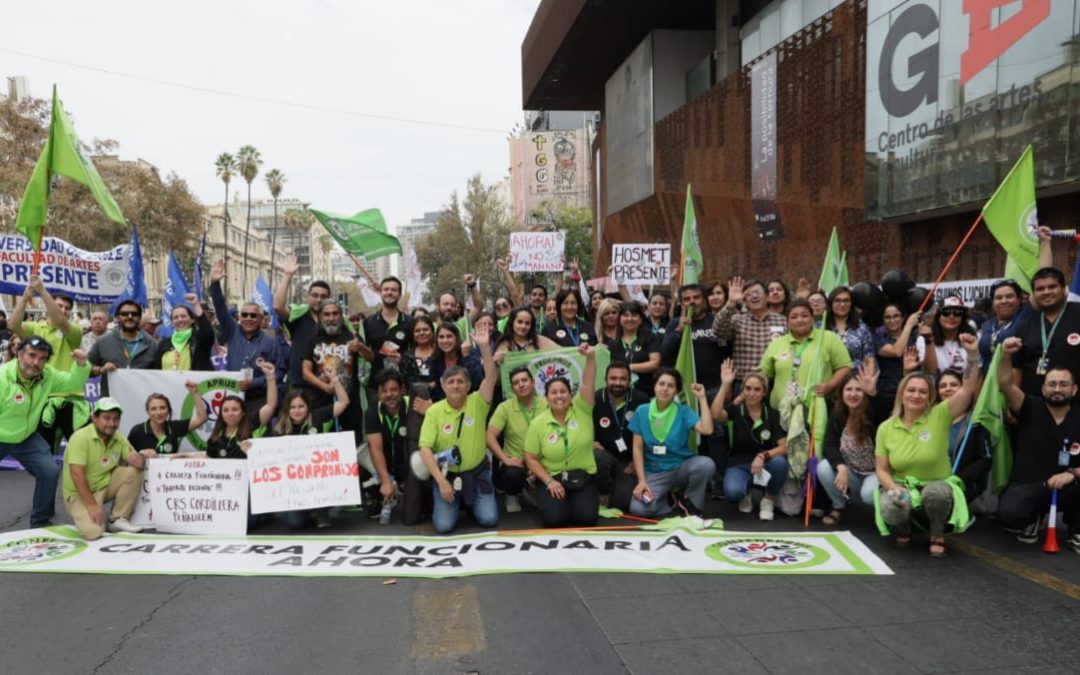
[998,481,1080,530]
[39,399,84,453]
[536,477,599,528]
[402,470,433,526]
[593,449,635,511]
[493,462,527,495]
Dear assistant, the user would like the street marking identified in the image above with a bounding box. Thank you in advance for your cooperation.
[950,538,1080,601]
[410,585,486,659]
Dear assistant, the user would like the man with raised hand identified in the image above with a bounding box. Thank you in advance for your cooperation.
[273,253,332,389]
[713,277,787,393]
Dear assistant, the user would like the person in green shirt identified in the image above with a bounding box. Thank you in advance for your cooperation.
[10,275,86,452]
[487,365,548,513]
[524,343,599,528]
[63,397,155,540]
[418,323,499,534]
[875,333,981,557]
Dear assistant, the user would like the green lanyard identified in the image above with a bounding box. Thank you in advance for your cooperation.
[518,400,538,427]
[621,336,637,356]
[1041,308,1066,354]
[792,337,812,367]
[559,427,570,468]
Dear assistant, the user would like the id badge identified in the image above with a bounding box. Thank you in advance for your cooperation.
[1059,450,1070,467]
[652,444,667,456]
[452,476,462,492]
[1037,356,1049,376]
[614,438,628,454]
[560,471,568,482]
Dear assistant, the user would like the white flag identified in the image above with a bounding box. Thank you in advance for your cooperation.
[357,276,381,307]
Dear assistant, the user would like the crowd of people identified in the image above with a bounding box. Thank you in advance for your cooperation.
[2,228,1080,559]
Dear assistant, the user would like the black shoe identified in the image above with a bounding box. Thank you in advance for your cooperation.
[673,494,703,518]
[1066,534,1080,556]
[1016,521,1040,544]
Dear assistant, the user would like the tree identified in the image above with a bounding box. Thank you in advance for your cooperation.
[214,152,234,293]
[234,145,262,296]
[284,207,317,302]
[416,173,514,307]
[264,168,286,281]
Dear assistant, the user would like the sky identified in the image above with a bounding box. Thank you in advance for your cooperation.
[3,0,541,233]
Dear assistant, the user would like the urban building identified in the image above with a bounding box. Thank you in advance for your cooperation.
[508,111,596,227]
[521,0,1080,286]
[211,197,312,281]
[203,203,282,306]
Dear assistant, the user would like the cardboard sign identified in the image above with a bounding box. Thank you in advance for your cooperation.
[247,432,361,514]
[138,458,249,535]
[509,231,565,272]
[610,244,671,284]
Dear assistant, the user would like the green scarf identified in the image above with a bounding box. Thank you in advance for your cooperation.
[170,327,193,353]
[873,475,970,536]
[648,400,678,444]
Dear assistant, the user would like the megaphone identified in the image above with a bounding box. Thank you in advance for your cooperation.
[409,446,461,481]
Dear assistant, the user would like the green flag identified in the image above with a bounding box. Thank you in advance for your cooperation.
[970,345,1013,494]
[15,85,125,249]
[983,145,1038,288]
[498,345,609,395]
[680,184,703,285]
[310,208,402,260]
[818,227,849,294]
[1004,255,1031,293]
[675,308,698,451]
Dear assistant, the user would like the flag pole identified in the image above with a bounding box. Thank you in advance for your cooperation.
[917,213,985,313]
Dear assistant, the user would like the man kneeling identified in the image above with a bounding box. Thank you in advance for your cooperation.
[62,398,157,540]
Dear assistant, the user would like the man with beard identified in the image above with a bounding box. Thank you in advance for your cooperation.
[713,277,787,393]
[999,336,1080,552]
[487,366,549,513]
[1011,268,1080,399]
[89,301,159,396]
[592,361,649,510]
[303,301,366,441]
[437,274,483,336]
[365,368,433,525]
[81,310,110,353]
[0,338,90,527]
[496,258,549,331]
[274,253,332,389]
[62,397,153,539]
[11,276,86,451]
[363,276,412,374]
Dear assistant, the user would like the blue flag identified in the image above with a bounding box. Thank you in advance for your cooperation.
[159,252,190,339]
[109,225,148,315]
[192,230,207,302]
[252,275,279,330]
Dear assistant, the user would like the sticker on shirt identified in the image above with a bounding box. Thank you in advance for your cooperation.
[398,427,408,437]
[634,344,642,352]
[556,329,567,339]
[100,455,111,467]
[463,416,475,427]
[1069,333,1080,347]
[777,351,790,361]
[1070,442,1080,456]
[599,416,611,429]
[12,392,24,405]
[760,430,771,441]
[625,411,635,421]
[918,431,931,442]
[546,433,559,444]
[568,419,578,430]
[441,423,454,434]
[395,331,406,341]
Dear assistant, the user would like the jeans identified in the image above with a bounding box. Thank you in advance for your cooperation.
[724,456,789,502]
[630,455,716,517]
[879,481,954,537]
[431,467,499,534]
[0,433,60,526]
[816,460,879,510]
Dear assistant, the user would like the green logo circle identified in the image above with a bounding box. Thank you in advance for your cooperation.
[705,538,828,570]
[180,377,241,451]
[0,536,87,566]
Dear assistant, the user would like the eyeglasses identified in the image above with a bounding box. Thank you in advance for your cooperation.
[239,312,260,319]
[117,311,140,318]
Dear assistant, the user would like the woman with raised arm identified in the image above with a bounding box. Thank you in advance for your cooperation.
[155,293,215,371]
[816,364,882,525]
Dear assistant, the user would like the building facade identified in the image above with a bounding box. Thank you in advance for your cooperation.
[508,111,596,227]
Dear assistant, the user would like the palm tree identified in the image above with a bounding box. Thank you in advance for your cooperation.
[234,145,263,296]
[214,152,234,294]
[264,168,286,282]
[283,207,317,303]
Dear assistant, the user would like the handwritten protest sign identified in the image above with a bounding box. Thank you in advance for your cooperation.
[139,458,249,535]
[247,432,361,514]
[610,244,671,285]
[509,231,565,272]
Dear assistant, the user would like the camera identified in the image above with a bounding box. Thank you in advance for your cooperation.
[434,446,462,466]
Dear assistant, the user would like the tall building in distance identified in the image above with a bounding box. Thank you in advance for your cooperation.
[214,196,313,281]
[508,110,597,228]
[393,210,440,301]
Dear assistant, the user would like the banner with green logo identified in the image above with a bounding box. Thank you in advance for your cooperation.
[499,346,610,395]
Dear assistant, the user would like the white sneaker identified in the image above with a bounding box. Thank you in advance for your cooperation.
[738,493,753,514]
[106,517,142,534]
[314,511,332,528]
[759,498,775,522]
[505,494,522,513]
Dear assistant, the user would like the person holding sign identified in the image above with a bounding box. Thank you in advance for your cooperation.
[127,382,208,455]
[205,359,280,459]
[524,344,598,527]
[155,293,216,371]
[63,398,154,539]
[418,323,498,534]
[488,366,549,514]
[543,289,598,348]
[605,302,660,395]
[628,368,715,518]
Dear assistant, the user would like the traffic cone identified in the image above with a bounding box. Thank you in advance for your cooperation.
[1044,490,1060,554]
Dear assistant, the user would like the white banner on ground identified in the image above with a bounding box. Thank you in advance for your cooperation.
[0,235,131,303]
[0,527,893,577]
[141,458,248,535]
[610,244,671,285]
[108,370,244,452]
[509,231,565,272]
[247,432,360,514]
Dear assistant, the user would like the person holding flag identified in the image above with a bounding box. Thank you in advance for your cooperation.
[996,337,1080,552]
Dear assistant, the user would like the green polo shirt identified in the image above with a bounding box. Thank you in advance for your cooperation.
[62,423,138,498]
[23,320,83,397]
[524,394,597,476]
[419,392,491,472]
[759,329,852,411]
[874,401,953,481]
[489,396,549,459]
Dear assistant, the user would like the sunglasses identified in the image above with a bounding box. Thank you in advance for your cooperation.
[240,312,261,319]
[940,309,965,317]
[117,311,141,318]
[21,336,53,355]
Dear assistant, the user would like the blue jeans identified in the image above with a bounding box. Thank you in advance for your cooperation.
[816,460,879,510]
[0,433,60,526]
[431,467,498,534]
[724,456,788,501]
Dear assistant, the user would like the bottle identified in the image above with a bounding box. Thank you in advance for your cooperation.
[379,500,394,525]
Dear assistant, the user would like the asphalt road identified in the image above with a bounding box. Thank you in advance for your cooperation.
[1,468,1078,675]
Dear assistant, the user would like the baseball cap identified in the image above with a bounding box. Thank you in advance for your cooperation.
[94,397,124,415]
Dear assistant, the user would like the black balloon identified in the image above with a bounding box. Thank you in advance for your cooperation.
[881,270,915,301]
[862,306,885,328]
[850,282,886,312]
[903,287,931,314]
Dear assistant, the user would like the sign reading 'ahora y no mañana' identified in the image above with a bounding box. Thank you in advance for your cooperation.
[0,527,892,577]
